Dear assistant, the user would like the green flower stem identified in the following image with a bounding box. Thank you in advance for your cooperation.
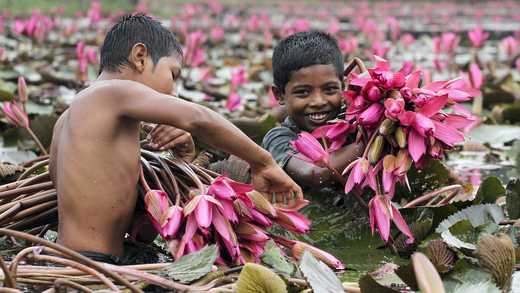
[25,127,48,156]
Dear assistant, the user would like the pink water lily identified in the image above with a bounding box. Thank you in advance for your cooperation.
[468,26,489,48]
[210,26,225,42]
[343,157,371,193]
[501,36,517,57]
[274,207,311,234]
[382,151,412,197]
[311,120,354,152]
[359,103,384,126]
[292,240,346,270]
[17,76,27,103]
[291,132,329,167]
[369,195,414,244]
[231,66,246,88]
[226,92,241,111]
[2,101,29,128]
[236,222,269,242]
[339,36,358,55]
[384,98,405,120]
[143,190,183,239]
[184,194,222,229]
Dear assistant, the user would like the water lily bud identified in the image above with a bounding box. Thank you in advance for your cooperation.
[368,135,384,164]
[387,89,402,100]
[395,127,407,148]
[17,76,28,103]
[292,241,346,270]
[379,118,395,136]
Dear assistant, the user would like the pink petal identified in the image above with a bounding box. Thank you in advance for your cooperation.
[195,196,213,228]
[326,120,351,140]
[162,206,183,239]
[432,121,464,147]
[176,215,198,259]
[382,171,396,197]
[218,199,238,223]
[391,205,414,244]
[469,63,483,89]
[250,209,272,226]
[226,92,241,111]
[413,113,435,137]
[373,197,391,242]
[212,207,231,242]
[443,114,475,130]
[419,95,448,117]
[408,129,426,162]
[405,70,421,89]
[208,177,234,199]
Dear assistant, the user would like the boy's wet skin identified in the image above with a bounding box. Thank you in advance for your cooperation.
[50,14,302,258]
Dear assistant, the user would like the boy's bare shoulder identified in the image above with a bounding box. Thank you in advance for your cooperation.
[72,79,153,107]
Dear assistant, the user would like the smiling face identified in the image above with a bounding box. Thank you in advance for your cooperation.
[275,64,343,132]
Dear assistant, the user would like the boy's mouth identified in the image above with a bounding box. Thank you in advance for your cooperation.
[306,111,330,123]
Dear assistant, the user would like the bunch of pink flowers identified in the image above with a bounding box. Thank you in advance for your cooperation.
[138,169,320,266]
[292,56,476,245]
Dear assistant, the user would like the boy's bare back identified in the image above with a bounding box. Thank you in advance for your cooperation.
[50,81,141,257]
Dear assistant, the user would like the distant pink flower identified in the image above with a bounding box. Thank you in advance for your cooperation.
[501,36,517,57]
[291,132,329,167]
[327,18,341,35]
[386,17,400,41]
[226,92,241,111]
[293,18,310,32]
[210,26,224,42]
[76,41,85,60]
[371,41,389,58]
[17,76,28,103]
[185,31,206,67]
[207,0,223,14]
[86,48,97,64]
[338,36,358,55]
[231,66,246,88]
[13,20,25,35]
[434,32,459,54]
[468,26,489,48]
[399,33,415,47]
[247,14,261,31]
[369,195,414,244]
[88,0,102,24]
[468,63,483,89]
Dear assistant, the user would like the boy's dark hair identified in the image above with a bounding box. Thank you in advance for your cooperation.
[100,13,183,72]
[272,31,344,92]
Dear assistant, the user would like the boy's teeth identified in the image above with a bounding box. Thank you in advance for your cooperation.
[308,113,327,120]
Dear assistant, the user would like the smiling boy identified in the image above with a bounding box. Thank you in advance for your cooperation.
[262,31,364,188]
[49,14,302,262]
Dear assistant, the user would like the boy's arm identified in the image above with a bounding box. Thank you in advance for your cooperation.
[112,81,303,202]
[285,142,364,187]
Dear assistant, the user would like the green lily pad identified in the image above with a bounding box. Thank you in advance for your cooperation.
[161,245,218,283]
[299,251,344,293]
[260,240,295,276]
[475,176,506,205]
[467,125,520,147]
[506,179,520,219]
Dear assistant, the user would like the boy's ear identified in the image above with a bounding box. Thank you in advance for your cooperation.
[271,85,285,105]
[129,43,148,73]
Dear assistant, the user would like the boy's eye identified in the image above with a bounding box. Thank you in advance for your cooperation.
[325,86,340,94]
[294,89,310,96]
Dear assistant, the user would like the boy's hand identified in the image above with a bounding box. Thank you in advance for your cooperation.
[250,159,304,208]
[146,124,196,162]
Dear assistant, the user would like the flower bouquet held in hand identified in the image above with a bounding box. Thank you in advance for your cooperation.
[292,56,476,244]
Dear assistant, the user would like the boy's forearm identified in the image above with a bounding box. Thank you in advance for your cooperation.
[328,142,365,172]
[187,106,274,169]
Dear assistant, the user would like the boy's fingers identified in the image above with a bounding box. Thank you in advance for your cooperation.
[158,133,191,150]
[142,123,154,133]
[152,128,184,146]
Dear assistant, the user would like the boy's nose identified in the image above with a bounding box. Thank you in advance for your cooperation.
[309,93,328,108]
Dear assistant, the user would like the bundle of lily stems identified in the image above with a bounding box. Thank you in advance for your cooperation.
[0,150,349,292]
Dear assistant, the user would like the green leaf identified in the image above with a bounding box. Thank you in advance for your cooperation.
[299,251,344,293]
[506,179,520,219]
[235,263,287,293]
[260,240,295,276]
[435,204,505,250]
[451,281,500,293]
[468,125,520,147]
[395,263,419,291]
[162,245,217,283]
[358,274,400,293]
[412,252,445,293]
[475,177,505,205]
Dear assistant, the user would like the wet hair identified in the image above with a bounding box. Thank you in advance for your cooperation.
[272,31,344,93]
[100,13,183,72]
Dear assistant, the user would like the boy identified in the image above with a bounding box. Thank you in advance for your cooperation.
[49,14,302,261]
[262,31,364,188]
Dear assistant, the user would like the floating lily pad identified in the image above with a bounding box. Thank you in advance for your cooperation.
[475,176,506,204]
[260,240,295,276]
[161,245,217,283]
[299,251,344,293]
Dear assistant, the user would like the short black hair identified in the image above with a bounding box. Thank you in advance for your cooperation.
[272,31,344,92]
[100,13,183,72]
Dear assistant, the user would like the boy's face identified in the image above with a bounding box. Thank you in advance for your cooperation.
[275,64,343,132]
[129,44,182,96]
